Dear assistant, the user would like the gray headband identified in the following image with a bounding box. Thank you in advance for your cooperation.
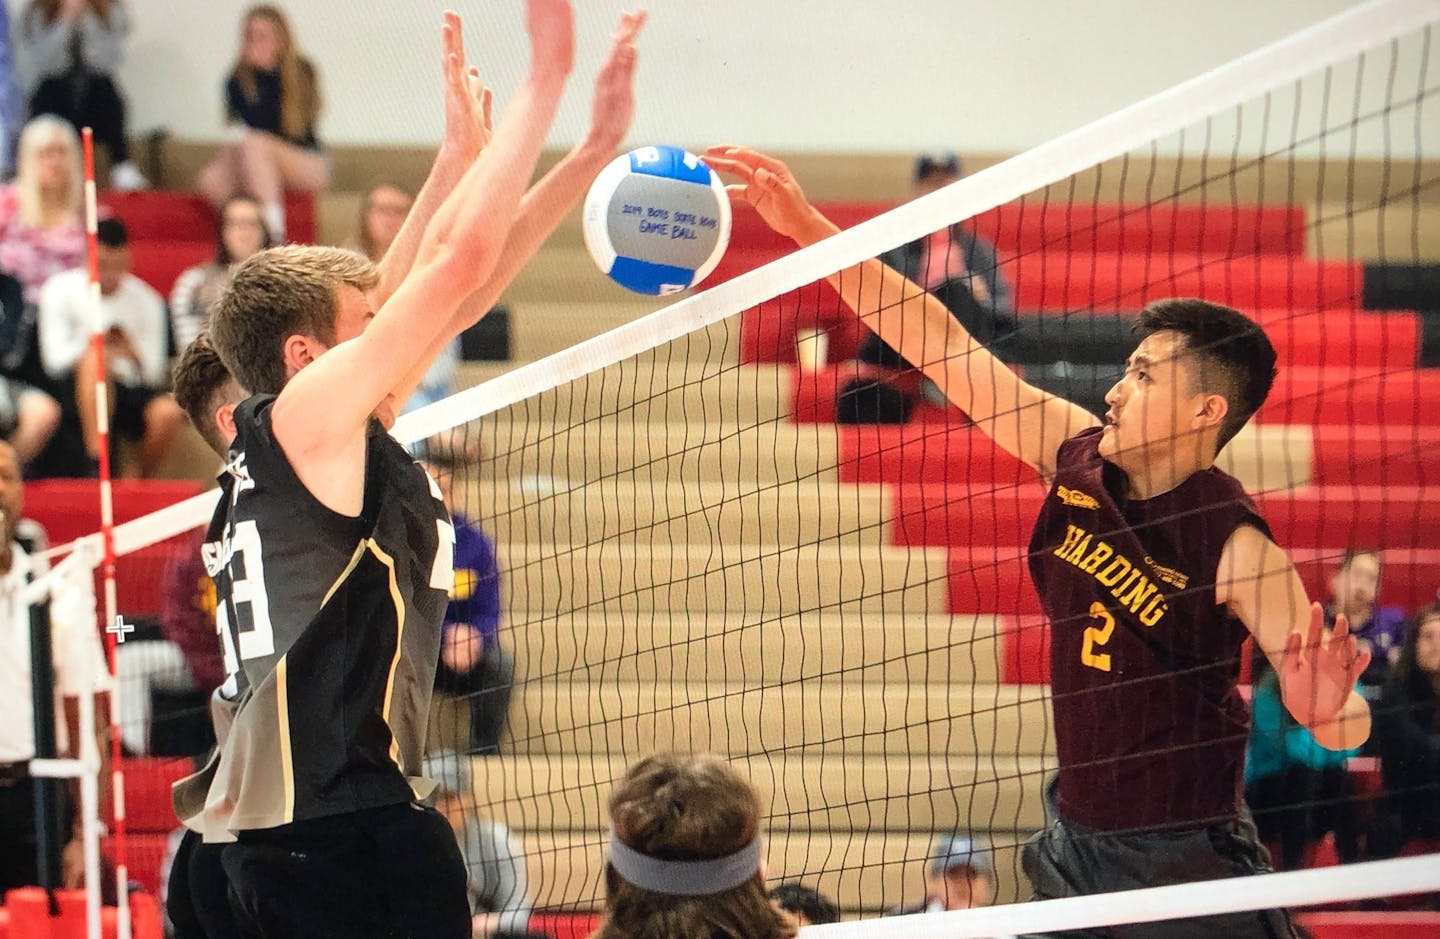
[607,830,763,896]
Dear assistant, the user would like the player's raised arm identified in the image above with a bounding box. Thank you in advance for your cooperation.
[1219,524,1373,750]
[389,9,646,408]
[370,10,495,308]
[274,0,574,455]
[704,146,1096,483]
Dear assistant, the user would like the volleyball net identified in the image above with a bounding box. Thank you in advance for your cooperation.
[25,0,1440,934]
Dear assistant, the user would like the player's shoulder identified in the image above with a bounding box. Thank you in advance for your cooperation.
[1054,426,1106,472]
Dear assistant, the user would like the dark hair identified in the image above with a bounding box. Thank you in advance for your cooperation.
[595,753,794,939]
[1388,604,1440,699]
[172,332,242,455]
[217,194,272,265]
[915,152,962,184]
[1133,298,1277,451]
[769,883,839,925]
[96,217,128,249]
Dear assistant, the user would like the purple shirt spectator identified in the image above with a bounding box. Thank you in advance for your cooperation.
[443,511,500,651]
[160,532,226,692]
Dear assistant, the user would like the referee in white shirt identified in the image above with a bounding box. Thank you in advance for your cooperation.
[0,441,112,894]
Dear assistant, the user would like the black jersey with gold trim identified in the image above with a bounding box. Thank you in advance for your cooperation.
[177,394,454,835]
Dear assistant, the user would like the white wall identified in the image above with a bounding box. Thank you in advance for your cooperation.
[10,0,1431,158]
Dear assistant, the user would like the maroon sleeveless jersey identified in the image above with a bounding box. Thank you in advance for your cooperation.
[1027,427,1270,831]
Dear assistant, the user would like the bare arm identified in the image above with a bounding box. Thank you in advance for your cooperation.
[391,10,647,408]
[272,0,575,512]
[704,147,1095,482]
[371,11,494,308]
[1219,524,1372,750]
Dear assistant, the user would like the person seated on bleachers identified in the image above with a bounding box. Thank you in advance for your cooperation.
[0,269,62,469]
[38,216,183,476]
[1324,549,1406,697]
[421,749,533,938]
[0,114,86,303]
[195,4,326,243]
[1244,666,1361,870]
[424,461,514,757]
[886,833,1003,916]
[168,193,272,352]
[769,882,839,927]
[1368,604,1440,858]
[595,753,794,939]
[18,0,147,189]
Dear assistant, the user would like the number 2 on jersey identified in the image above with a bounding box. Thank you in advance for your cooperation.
[1081,601,1115,672]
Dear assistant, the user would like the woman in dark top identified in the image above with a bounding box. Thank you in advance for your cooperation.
[1369,605,1440,857]
[195,4,326,243]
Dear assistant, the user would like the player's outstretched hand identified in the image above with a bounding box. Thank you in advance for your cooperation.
[704,146,823,243]
[527,0,576,81]
[583,10,646,154]
[1282,601,1371,727]
[440,11,493,161]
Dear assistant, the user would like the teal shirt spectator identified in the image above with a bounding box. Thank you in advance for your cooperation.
[1244,671,1359,788]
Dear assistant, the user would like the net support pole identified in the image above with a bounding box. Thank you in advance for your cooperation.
[80,126,129,939]
[26,591,61,909]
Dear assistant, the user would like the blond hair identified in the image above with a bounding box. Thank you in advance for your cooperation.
[210,245,377,395]
[15,116,83,230]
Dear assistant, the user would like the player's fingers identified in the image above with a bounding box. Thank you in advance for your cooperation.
[705,155,756,182]
[615,9,647,44]
[1281,630,1304,671]
[481,87,494,129]
[724,183,757,205]
[718,145,789,175]
[1350,645,1372,680]
[1306,601,1325,650]
[1330,611,1352,642]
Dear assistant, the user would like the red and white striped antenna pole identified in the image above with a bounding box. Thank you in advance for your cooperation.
[81,127,131,939]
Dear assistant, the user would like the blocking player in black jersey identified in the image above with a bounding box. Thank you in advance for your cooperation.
[706,148,1371,938]
[168,5,647,937]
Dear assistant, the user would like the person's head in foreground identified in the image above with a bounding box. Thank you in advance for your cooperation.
[924,834,995,912]
[173,331,247,457]
[769,882,839,927]
[209,245,386,414]
[1101,298,1277,481]
[596,753,795,939]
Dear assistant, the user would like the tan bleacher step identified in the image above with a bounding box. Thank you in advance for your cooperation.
[469,479,887,547]
[463,752,1048,835]
[452,362,792,425]
[471,420,839,487]
[508,680,1052,758]
[515,829,1031,911]
[504,612,1002,685]
[498,542,950,615]
[1218,424,1313,492]
[508,299,688,361]
[1309,201,1440,262]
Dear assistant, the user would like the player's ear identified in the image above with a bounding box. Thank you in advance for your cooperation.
[281,334,319,374]
[215,402,238,445]
[1193,392,1229,430]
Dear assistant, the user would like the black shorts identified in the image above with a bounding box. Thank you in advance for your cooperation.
[222,801,469,939]
[167,828,243,939]
[1020,787,1297,938]
[112,383,160,442]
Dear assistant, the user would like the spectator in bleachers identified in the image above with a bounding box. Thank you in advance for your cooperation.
[19,0,147,190]
[38,216,183,476]
[1244,666,1361,869]
[169,194,272,351]
[425,461,514,757]
[0,5,24,175]
[887,833,1000,916]
[1324,549,1406,697]
[0,114,85,303]
[196,4,326,243]
[595,753,794,939]
[354,182,462,423]
[0,269,62,468]
[1368,604,1440,858]
[422,749,533,937]
[860,153,1016,380]
[769,883,839,927]
[0,440,111,894]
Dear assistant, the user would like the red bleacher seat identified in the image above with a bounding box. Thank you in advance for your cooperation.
[109,757,191,833]
[1299,912,1440,939]
[23,480,207,619]
[529,912,602,939]
[1,888,163,939]
[837,424,1038,487]
[102,833,171,897]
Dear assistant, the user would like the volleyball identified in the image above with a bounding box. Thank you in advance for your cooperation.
[582,145,732,295]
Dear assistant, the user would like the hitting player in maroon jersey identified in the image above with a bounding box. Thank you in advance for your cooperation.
[707,146,1370,938]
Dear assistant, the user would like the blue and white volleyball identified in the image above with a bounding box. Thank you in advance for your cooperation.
[582,145,732,296]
